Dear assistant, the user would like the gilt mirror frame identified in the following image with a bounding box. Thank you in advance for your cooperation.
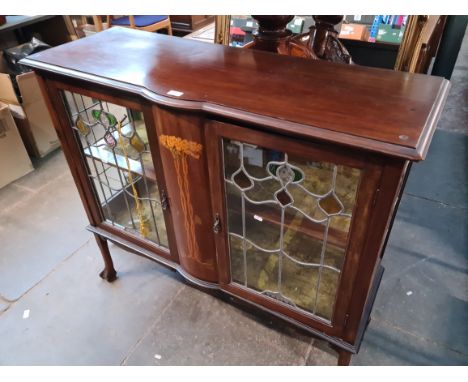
[214,15,435,73]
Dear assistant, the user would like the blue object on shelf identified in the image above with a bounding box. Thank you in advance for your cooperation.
[112,15,168,28]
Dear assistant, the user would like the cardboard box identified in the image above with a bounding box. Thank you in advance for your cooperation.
[0,102,34,189]
[0,53,59,158]
[339,23,370,41]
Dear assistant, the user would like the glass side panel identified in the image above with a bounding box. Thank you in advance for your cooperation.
[222,139,361,321]
[61,90,168,248]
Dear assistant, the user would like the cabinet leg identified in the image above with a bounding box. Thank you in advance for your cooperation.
[330,345,352,366]
[94,234,117,282]
[337,349,352,366]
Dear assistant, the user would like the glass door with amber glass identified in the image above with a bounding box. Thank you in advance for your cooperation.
[207,121,376,328]
[59,89,172,257]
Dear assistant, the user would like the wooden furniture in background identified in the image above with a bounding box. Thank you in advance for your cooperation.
[278,15,353,63]
[0,16,71,47]
[214,15,448,73]
[107,16,172,35]
[61,16,105,38]
[91,16,106,33]
[246,15,295,52]
[213,15,353,64]
[395,15,447,73]
[62,16,80,40]
[171,16,214,36]
[214,15,230,45]
[22,28,449,365]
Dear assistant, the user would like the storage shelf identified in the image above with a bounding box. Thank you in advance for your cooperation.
[83,140,157,182]
[228,195,349,249]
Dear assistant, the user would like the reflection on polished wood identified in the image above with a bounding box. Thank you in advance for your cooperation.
[248,15,352,64]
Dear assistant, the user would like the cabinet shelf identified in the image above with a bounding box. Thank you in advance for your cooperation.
[228,201,349,249]
[83,138,157,182]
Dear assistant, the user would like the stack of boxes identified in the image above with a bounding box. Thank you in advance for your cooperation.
[0,51,59,188]
[340,15,407,44]
[0,102,33,188]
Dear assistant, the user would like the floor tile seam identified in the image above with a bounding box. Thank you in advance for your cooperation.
[119,283,186,366]
[10,182,37,194]
[0,302,11,317]
[0,238,92,304]
[301,338,316,365]
[381,254,432,285]
[2,172,71,214]
[30,172,71,194]
[403,192,467,210]
[374,316,468,357]
[435,127,468,135]
[0,185,37,214]
[437,127,468,136]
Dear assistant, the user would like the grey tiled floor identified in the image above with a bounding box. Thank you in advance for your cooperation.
[0,31,467,366]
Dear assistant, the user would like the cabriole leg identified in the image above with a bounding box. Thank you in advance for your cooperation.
[94,234,117,282]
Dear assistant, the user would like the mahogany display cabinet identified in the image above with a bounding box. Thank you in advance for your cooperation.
[21,27,449,365]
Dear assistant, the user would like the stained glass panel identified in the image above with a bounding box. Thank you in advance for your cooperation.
[223,139,361,321]
[61,91,168,248]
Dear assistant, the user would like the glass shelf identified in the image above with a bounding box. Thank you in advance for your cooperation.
[83,123,157,182]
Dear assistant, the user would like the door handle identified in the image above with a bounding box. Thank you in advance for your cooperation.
[160,189,169,210]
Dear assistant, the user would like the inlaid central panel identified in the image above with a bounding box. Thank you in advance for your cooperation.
[222,139,361,321]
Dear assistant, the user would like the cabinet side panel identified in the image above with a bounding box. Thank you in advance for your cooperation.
[343,158,408,345]
[154,106,219,282]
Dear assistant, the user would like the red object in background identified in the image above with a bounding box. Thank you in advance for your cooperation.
[230,26,246,36]
[0,16,7,26]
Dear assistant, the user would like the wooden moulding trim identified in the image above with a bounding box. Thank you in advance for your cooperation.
[99,221,172,261]
[353,264,385,353]
[86,225,219,290]
[415,79,451,160]
[22,58,440,161]
[341,159,406,345]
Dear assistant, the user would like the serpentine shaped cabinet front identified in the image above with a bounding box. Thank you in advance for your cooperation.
[43,79,179,278]
[24,27,448,366]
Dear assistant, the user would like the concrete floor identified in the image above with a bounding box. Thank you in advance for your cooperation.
[0,33,467,365]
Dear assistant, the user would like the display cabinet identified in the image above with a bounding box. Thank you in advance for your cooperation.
[22,27,449,365]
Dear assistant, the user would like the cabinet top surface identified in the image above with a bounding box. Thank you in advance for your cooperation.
[24,27,449,160]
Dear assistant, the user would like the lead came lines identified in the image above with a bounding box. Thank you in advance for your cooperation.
[62,90,166,247]
[224,139,352,321]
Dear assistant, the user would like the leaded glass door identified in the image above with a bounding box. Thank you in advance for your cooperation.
[59,87,175,260]
[207,120,381,330]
